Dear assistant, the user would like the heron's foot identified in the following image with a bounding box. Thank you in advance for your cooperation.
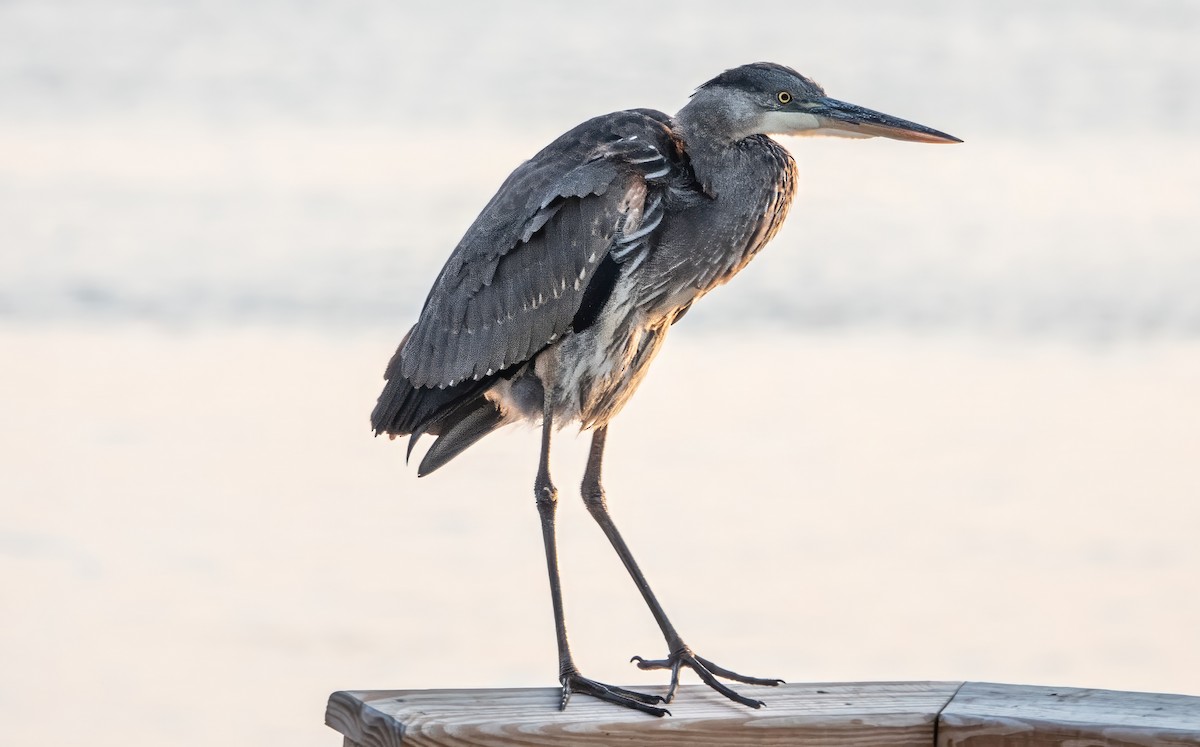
[560,669,669,717]
[631,646,783,708]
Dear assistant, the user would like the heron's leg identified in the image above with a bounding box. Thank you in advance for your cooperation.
[534,402,666,716]
[581,426,783,707]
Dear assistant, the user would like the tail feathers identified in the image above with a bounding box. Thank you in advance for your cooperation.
[371,372,483,438]
[370,334,488,437]
[417,398,505,476]
[371,333,508,474]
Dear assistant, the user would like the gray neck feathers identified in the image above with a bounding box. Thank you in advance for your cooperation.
[674,88,765,197]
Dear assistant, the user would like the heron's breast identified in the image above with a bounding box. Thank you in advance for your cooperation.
[548,275,673,429]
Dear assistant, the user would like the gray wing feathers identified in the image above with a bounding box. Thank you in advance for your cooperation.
[398,110,680,388]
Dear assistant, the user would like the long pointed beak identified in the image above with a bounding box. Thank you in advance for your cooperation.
[812,97,961,144]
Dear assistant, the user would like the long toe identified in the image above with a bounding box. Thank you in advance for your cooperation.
[631,649,781,708]
[694,654,785,687]
[562,672,669,717]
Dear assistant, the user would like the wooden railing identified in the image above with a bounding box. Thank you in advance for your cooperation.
[326,680,1200,746]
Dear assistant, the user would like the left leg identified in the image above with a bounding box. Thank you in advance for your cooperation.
[580,425,783,706]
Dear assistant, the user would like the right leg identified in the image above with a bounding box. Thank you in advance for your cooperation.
[534,398,667,716]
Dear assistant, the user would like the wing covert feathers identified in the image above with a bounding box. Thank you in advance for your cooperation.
[397,109,684,389]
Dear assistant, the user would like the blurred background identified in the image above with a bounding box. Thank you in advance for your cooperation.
[2,1,1198,744]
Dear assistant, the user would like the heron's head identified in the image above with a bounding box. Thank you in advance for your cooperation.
[679,62,960,145]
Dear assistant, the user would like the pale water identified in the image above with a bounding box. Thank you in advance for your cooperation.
[2,0,1199,338]
[2,2,1199,746]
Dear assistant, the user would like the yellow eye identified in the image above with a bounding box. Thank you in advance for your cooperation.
[777,91,792,105]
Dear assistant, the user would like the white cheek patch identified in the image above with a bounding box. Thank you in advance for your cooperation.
[759,110,822,134]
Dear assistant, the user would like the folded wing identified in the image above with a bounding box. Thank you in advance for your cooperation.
[397,109,685,390]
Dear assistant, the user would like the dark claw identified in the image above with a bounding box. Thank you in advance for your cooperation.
[561,672,669,717]
[631,649,780,707]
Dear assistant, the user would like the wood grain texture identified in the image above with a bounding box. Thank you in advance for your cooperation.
[325,681,961,746]
[938,682,1200,747]
[328,689,408,747]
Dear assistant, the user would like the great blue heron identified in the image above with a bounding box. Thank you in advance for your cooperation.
[372,62,959,716]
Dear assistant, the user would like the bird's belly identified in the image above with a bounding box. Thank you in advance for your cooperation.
[547,280,673,430]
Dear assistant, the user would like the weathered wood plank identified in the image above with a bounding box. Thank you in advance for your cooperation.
[938,682,1200,746]
[327,690,408,747]
[326,681,961,746]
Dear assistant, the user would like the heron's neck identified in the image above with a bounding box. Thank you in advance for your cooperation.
[673,119,765,198]
[674,87,761,140]
[674,93,775,196]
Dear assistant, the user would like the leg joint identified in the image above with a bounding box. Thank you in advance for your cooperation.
[535,479,558,509]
